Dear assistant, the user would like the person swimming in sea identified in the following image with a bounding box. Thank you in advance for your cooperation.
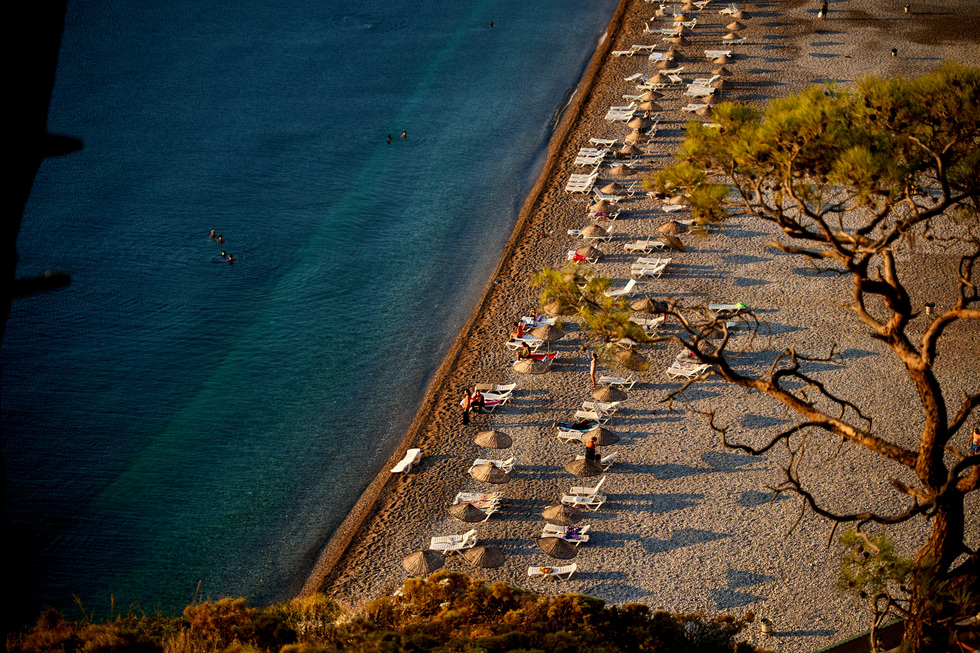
[209,229,216,239]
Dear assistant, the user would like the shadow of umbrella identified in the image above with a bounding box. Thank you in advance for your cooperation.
[535,537,578,560]
[402,550,445,575]
[566,458,604,478]
[447,502,489,523]
[542,504,584,526]
[462,545,506,568]
[474,430,513,449]
[470,463,512,485]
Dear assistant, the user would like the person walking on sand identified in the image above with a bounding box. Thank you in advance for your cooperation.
[589,351,598,388]
[819,0,827,19]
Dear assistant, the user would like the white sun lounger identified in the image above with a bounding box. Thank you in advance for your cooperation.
[505,336,543,351]
[581,400,622,415]
[569,476,606,498]
[604,279,638,297]
[542,524,591,545]
[454,491,502,505]
[573,408,611,425]
[665,362,711,379]
[391,448,421,473]
[468,457,515,474]
[631,315,665,333]
[631,262,668,278]
[722,37,746,45]
[720,3,739,15]
[473,382,517,395]
[589,137,617,147]
[561,492,607,511]
[598,375,638,389]
[705,49,732,59]
[528,563,577,580]
[685,85,715,98]
[624,238,668,253]
[429,528,478,553]
[682,103,710,113]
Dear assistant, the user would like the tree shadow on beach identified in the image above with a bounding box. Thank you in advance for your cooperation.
[701,450,760,472]
[618,491,705,514]
[644,528,732,554]
[738,489,790,507]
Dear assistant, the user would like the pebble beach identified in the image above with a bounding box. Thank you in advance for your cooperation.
[306,0,980,650]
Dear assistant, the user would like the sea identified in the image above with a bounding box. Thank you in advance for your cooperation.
[2,0,619,623]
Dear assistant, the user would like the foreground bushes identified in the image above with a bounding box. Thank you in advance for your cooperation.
[8,572,766,653]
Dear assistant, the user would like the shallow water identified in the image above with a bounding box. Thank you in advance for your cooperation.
[3,0,618,620]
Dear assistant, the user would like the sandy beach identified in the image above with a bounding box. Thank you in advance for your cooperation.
[305,0,980,650]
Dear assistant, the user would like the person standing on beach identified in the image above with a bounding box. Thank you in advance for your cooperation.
[585,436,598,462]
[461,390,471,426]
[589,351,598,388]
[971,425,980,454]
[819,0,828,19]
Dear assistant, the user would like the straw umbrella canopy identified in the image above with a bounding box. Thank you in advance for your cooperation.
[713,78,728,90]
[447,502,489,523]
[592,386,627,402]
[639,89,664,101]
[513,358,550,374]
[609,163,627,177]
[627,117,652,130]
[625,130,644,145]
[462,545,506,568]
[713,54,731,64]
[589,199,616,214]
[667,36,689,46]
[536,537,578,560]
[659,220,686,234]
[705,93,721,105]
[659,233,687,252]
[681,2,695,12]
[649,72,667,85]
[402,549,445,575]
[619,143,642,158]
[726,21,747,31]
[713,65,733,76]
[575,245,603,261]
[631,296,660,313]
[696,105,713,117]
[532,324,565,342]
[672,24,690,36]
[615,348,647,371]
[722,31,740,41]
[673,13,689,22]
[667,193,687,206]
[474,430,513,449]
[600,182,624,194]
[581,224,608,239]
[470,463,512,484]
[733,10,747,18]
[542,503,584,526]
[637,100,662,113]
[565,457,604,477]
[543,300,574,316]
[586,426,621,447]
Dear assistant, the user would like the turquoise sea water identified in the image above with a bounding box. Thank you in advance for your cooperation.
[3,0,618,620]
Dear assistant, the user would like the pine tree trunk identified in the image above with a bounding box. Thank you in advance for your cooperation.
[901,493,964,652]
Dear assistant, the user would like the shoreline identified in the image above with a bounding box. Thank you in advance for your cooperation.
[306,0,979,649]
[299,0,634,598]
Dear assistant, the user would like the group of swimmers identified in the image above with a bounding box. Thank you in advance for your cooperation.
[386,131,408,143]
[209,230,234,263]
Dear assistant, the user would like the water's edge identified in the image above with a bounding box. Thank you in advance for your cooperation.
[299,0,629,597]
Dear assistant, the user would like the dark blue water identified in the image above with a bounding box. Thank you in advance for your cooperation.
[3,0,617,617]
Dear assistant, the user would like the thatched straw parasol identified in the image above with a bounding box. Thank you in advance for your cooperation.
[656,58,674,70]
[609,163,628,177]
[638,101,663,113]
[726,21,747,30]
[696,105,713,117]
[659,220,686,234]
[658,233,687,252]
[575,245,603,261]
[722,31,741,41]
[586,426,621,447]
[402,549,444,575]
[462,545,506,568]
[619,144,642,158]
[667,36,689,46]
[668,193,687,206]
[627,117,652,130]
[589,199,616,214]
[625,130,644,145]
[649,72,667,85]
[614,348,647,371]
[713,65,733,76]
[673,13,689,22]
[536,537,578,560]
[673,24,690,36]
[713,78,728,90]
[591,386,627,402]
[543,300,573,316]
[542,504,584,526]
[631,296,660,313]
[470,463,512,484]
[681,2,695,12]
[706,93,721,105]
[513,358,551,374]
[713,54,731,64]
[639,89,664,101]
[565,457,604,477]
[600,182,624,194]
[447,502,489,523]
[474,430,513,449]
[581,224,608,239]
[733,10,747,19]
